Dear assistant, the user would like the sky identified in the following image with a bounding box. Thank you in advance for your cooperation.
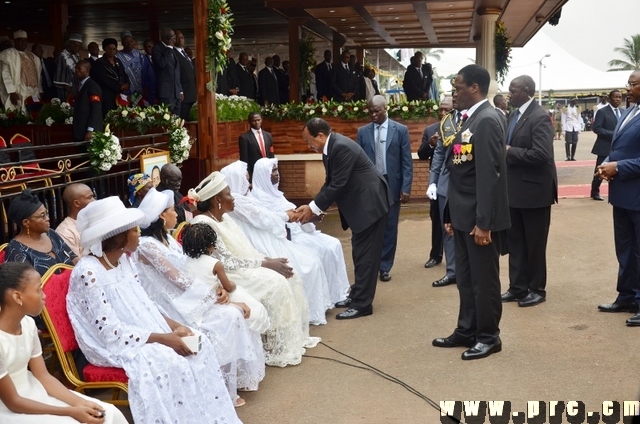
[403,0,640,93]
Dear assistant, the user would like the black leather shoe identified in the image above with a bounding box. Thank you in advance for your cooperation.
[591,194,604,201]
[334,298,352,308]
[626,313,640,326]
[518,292,546,307]
[432,275,455,287]
[380,271,391,282]
[432,335,475,348]
[336,306,372,320]
[501,291,526,302]
[598,302,639,313]
[461,340,502,360]
[424,258,441,268]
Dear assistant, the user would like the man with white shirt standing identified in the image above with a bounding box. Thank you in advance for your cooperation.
[590,90,622,201]
[500,75,557,308]
[596,70,640,325]
[562,98,582,161]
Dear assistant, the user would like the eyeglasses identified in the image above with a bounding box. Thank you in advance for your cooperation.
[627,82,639,89]
[31,211,49,220]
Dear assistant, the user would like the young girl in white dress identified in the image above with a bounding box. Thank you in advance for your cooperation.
[0,261,128,424]
[181,222,270,334]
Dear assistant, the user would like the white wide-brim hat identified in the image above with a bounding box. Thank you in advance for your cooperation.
[137,188,174,229]
[187,171,228,203]
[78,196,145,256]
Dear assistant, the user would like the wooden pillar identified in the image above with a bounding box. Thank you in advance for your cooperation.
[50,0,69,48]
[288,18,305,103]
[193,0,216,174]
[356,47,364,65]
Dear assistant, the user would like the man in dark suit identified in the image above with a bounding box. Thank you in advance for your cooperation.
[500,75,557,308]
[356,95,412,282]
[31,44,56,101]
[296,118,392,320]
[331,50,356,102]
[152,27,182,116]
[174,30,196,121]
[590,89,623,201]
[314,50,332,100]
[216,50,239,96]
[235,52,255,100]
[433,64,510,360]
[72,60,103,142]
[403,55,427,101]
[258,56,279,106]
[238,112,274,179]
[596,70,640,324]
[273,56,289,104]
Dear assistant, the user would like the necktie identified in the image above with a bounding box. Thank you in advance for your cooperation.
[453,111,460,126]
[257,130,267,157]
[328,62,332,71]
[507,110,520,145]
[615,108,621,120]
[182,49,192,67]
[344,63,348,71]
[418,67,423,79]
[41,59,51,87]
[620,105,638,129]
[374,124,385,175]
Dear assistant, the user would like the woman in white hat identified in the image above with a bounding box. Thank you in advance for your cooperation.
[251,157,350,306]
[135,188,266,406]
[189,172,319,367]
[67,197,240,424]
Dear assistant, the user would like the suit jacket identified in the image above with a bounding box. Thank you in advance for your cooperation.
[216,57,238,95]
[505,100,558,209]
[152,43,182,100]
[275,67,289,104]
[356,119,413,201]
[175,49,196,103]
[331,63,356,102]
[235,63,256,100]
[315,61,332,100]
[606,107,640,211]
[402,66,426,101]
[72,78,103,142]
[238,129,274,177]
[314,132,392,233]
[446,101,510,232]
[89,56,129,118]
[591,105,619,157]
[429,113,458,197]
[418,122,438,162]
[258,67,279,106]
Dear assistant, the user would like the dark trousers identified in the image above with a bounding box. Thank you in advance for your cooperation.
[180,101,195,121]
[429,198,443,262]
[507,206,552,297]
[452,229,504,344]
[349,212,387,310]
[158,97,181,116]
[591,155,607,195]
[613,207,640,304]
[380,200,401,272]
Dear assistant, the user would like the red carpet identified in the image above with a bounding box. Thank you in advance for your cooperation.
[555,159,608,199]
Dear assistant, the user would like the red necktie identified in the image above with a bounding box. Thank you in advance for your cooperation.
[257,130,266,157]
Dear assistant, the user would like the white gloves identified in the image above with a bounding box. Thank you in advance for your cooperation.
[426,183,437,200]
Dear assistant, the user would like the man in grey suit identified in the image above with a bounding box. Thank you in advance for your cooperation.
[356,95,412,282]
[500,75,557,308]
[590,89,623,201]
[152,27,182,116]
[433,64,510,360]
[296,118,392,320]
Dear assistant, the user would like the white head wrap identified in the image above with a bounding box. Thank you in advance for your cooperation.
[220,161,250,196]
[251,158,296,211]
[187,171,228,203]
[13,30,27,39]
[137,188,175,229]
[77,197,145,256]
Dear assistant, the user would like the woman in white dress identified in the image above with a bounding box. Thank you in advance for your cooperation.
[252,157,351,306]
[67,197,240,424]
[188,172,319,367]
[220,160,333,325]
[135,188,266,406]
[0,261,128,424]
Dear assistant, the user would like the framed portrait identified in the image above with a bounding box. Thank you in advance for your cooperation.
[140,151,170,188]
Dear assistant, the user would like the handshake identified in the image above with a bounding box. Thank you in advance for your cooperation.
[426,183,437,200]
[286,205,325,224]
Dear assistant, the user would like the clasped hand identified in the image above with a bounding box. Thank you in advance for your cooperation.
[596,162,617,181]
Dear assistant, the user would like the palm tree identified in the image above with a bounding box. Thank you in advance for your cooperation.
[417,48,444,62]
[608,35,640,71]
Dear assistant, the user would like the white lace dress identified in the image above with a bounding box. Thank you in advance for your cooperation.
[136,236,266,396]
[183,253,270,334]
[0,317,128,424]
[191,213,320,367]
[67,255,240,424]
[228,195,334,325]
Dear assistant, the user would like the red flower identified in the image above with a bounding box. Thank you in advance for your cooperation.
[8,112,15,118]
[221,7,226,14]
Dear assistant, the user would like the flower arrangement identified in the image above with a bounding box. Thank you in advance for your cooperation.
[495,21,512,84]
[35,98,73,126]
[168,118,195,165]
[190,94,261,123]
[104,105,175,134]
[261,99,439,122]
[206,0,234,91]
[0,109,31,127]
[88,124,122,172]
